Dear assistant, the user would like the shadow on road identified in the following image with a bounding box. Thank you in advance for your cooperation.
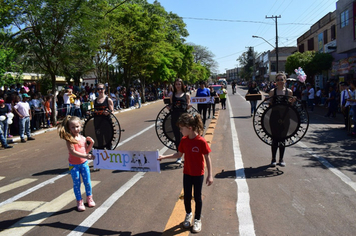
[215,166,284,179]
[32,168,69,176]
[159,161,183,171]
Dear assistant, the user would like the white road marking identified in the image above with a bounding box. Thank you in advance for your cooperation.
[298,141,356,192]
[0,201,46,214]
[68,146,168,236]
[0,178,37,194]
[228,94,256,236]
[0,173,68,208]
[0,181,100,236]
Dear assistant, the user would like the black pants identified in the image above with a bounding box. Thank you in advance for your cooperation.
[220,98,226,109]
[208,103,215,117]
[171,111,185,151]
[197,104,208,125]
[271,140,285,161]
[342,106,350,130]
[183,174,204,220]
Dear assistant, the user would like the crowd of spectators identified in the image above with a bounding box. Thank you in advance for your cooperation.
[0,81,169,148]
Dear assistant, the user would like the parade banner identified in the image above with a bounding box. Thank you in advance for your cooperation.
[93,149,160,172]
[190,97,214,104]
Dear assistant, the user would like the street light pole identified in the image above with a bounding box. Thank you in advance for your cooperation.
[252,35,274,48]
[266,15,281,73]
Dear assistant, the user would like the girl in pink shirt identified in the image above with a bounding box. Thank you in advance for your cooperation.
[58,115,96,211]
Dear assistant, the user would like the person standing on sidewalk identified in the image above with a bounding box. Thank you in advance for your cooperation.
[340,82,350,130]
[13,94,35,143]
[346,79,356,136]
[0,98,13,149]
[307,83,315,112]
[325,86,337,118]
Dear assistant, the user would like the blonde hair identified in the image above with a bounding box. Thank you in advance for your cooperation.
[177,113,204,135]
[57,115,81,144]
[276,72,286,81]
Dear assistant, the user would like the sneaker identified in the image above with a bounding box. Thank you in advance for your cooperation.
[183,213,193,228]
[7,134,13,138]
[87,195,96,207]
[279,160,286,167]
[176,158,182,164]
[77,199,86,211]
[21,139,26,143]
[270,160,277,167]
[3,145,13,149]
[192,219,202,233]
[27,137,35,141]
[212,116,216,119]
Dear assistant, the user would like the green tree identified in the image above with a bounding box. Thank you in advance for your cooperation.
[285,51,333,82]
[8,0,103,124]
[237,47,257,81]
[285,51,315,75]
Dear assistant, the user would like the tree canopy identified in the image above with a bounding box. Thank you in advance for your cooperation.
[285,51,333,82]
[1,0,218,109]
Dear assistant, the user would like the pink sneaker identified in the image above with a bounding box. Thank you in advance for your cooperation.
[87,195,96,207]
[77,199,86,211]
[8,134,13,138]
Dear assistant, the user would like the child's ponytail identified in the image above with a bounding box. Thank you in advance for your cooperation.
[57,115,79,144]
[177,113,204,135]
[193,114,204,135]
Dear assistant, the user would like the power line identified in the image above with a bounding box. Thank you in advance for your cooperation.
[181,17,311,26]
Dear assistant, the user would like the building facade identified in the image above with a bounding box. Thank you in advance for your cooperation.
[297,11,337,88]
[226,68,239,83]
[333,0,356,83]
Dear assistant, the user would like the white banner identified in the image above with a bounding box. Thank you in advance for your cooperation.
[190,97,214,104]
[93,149,160,173]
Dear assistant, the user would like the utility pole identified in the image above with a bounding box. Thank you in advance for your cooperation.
[266,15,281,73]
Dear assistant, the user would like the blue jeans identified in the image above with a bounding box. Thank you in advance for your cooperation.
[0,120,8,147]
[69,161,92,201]
[74,108,82,118]
[250,100,257,114]
[137,98,141,108]
[64,104,70,116]
[19,116,31,140]
[308,99,314,111]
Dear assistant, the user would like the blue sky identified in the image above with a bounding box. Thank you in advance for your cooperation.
[148,0,337,74]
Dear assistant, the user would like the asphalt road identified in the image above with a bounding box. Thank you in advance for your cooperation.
[0,85,356,236]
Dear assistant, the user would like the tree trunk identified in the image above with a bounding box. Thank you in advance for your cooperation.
[51,73,57,126]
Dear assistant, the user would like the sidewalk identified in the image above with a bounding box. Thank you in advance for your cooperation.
[5,100,160,146]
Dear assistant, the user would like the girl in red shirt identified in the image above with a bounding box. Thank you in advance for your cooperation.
[58,115,96,212]
[159,113,213,233]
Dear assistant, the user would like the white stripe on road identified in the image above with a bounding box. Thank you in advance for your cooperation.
[228,95,256,236]
[0,178,37,194]
[0,173,68,208]
[298,141,356,192]
[68,146,168,236]
[0,181,100,236]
